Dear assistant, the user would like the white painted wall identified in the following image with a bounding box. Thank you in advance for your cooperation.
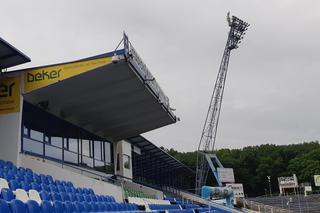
[114,140,133,180]
[18,154,124,202]
[123,180,164,199]
[0,94,23,165]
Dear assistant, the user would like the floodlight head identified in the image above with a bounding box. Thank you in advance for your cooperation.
[227,13,249,50]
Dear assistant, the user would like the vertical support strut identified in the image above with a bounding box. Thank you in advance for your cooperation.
[195,13,250,195]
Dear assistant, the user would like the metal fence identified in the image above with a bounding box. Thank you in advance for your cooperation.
[123,33,173,115]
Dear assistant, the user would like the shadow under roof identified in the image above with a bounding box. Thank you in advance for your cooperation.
[22,49,177,141]
[0,37,30,69]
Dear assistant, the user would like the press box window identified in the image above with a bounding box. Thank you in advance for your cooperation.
[123,154,130,169]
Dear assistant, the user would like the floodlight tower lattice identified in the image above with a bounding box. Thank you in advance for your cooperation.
[195,13,249,195]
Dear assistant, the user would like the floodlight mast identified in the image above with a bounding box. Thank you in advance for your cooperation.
[195,13,249,195]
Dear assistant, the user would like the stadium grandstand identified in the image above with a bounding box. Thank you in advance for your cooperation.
[0,33,246,213]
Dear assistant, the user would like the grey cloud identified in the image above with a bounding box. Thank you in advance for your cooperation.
[2,0,320,151]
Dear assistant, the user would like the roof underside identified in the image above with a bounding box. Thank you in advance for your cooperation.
[0,37,30,69]
[129,135,194,178]
[23,60,176,141]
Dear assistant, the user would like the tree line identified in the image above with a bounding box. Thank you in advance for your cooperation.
[161,141,320,197]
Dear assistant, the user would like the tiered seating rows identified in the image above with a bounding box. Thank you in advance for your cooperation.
[0,159,141,213]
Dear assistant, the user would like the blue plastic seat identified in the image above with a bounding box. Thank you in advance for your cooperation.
[83,202,92,212]
[65,186,75,194]
[0,160,5,166]
[23,175,33,183]
[51,192,62,201]
[104,203,111,211]
[96,195,103,202]
[69,193,78,202]
[109,203,117,211]
[20,182,31,191]
[90,202,99,212]
[3,173,14,181]
[90,195,97,202]
[64,201,76,213]
[120,203,126,211]
[66,181,74,188]
[41,200,54,213]
[5,162,15,169]
[30,183,41,192]
[40,175,49,185]
[49,184,58,193]
[17,168,26,174]
[74,201,85,213]
[14,174,24,182]
[33,175,41,184]
[60,192,70,201]
[54,180,62,186]
[26,200,41,213]
[76,194,84,202]
[81,188,89,195]
[0,199,10,213]
[1,188,15,201]
[10,199,26,213]
[84,195,92,202]
[109,196,116,202]
[53,201,65,213]
[40,191,51,201]
[103,195,110,202]
[97,202,106,211]
[46,175,54,184]
[88,188,95,195]
[57,185,66,193]
[9,180,20,191]
[25,168,33,176]
[76,188,83,194]
[41,184,50,192]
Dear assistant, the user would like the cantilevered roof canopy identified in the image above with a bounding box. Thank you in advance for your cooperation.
[0,37,30,69]
[129,135,195,189]
[129,135,194,175]
[22,48,177,142]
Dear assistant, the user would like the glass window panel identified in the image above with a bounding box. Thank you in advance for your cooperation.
[64,150,78,165]
[45,144,62,160]
[82,139,90,157]
[123,154,130,169]
[94,160,104,168]
[51,137,62,148]
[23,138,43,155]
[82,155,93,168]
[30,130,43,141]
[116,154,120,171]
[104,142,111,163]
[68,138,78,153]
[94,141,102,160]
[23,126,29,136]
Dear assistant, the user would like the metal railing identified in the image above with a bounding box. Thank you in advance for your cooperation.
[237,198,294,213]
[123,33,175,119]
[22,136,115,182]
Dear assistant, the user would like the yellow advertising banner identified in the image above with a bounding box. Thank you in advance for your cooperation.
[24,56,113,93]
[0,75,21,114]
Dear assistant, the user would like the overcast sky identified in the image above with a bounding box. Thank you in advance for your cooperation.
[2,0,320,152]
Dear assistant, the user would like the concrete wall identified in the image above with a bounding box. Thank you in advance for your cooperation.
[123,180,164,199]
[0,111,22,164]
[114,140,133,180]
[18,154,124,202]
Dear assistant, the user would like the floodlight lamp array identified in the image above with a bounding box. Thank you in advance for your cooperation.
[228,15,249,50]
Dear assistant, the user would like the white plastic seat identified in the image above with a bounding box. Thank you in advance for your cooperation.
[28,189,42,205]
[15,189,30,203]
[0,178,9,191]
[128,197,147,205]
